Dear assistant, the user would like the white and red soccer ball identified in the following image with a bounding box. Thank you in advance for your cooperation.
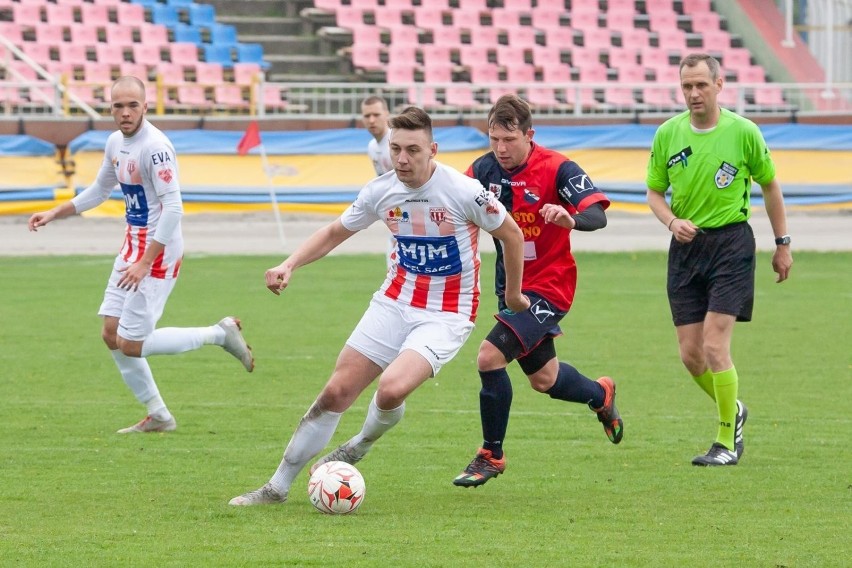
[308,461,366,514]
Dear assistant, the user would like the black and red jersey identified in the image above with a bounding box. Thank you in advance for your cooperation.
[466,142,610,311]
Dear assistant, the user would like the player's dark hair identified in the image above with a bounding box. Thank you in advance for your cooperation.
[389,106,433,140]
[680,53,721,82]
[361,95,388,110]
[488,94,532,134]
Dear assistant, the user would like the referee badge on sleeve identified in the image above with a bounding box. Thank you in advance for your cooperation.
[714,162,739,189]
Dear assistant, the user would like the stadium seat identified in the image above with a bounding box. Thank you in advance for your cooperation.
[82,62,114,85]
[104,25,134,46]
[655,28,688,51]
[374,8,407,29]
[569,9,600,31]
[155,62,187,86]
[350,44,383,70]
[12,4,44,27]
[80,4,110,26]
[617,65,647,83]
[563,85,600,109]
[210,24,239,46]
[115,3,146,25]
[604,86,638,107]
[96,43,128,66]
[176,84,212,110]
[214,84,249,110]
[58,44,90,66]
[151,5,180,28]
[753,86,786,106]
[689,11,721,34]
[642,86,679,107]
[188,3,216,28]
[618,27,651,49]
[385,62,416,83]
[525,86,562,108]
[133,44,164,66]
[413,7,449,29]
[605,10,636,31]
[232,62,262,85]
[494,45,528,67]
[169,43,199,65]
[195,62,224,85]
[541,61,573,83]
[140,24,170,46]
[419,45,455,66]
[44,4,76,27]
[350,24,383,47]
[21,44,52,66]
[737,65,766,83]
[468,63,500,83]
[407,86,442,109]
[203,45,234,67]
[682,0,712,12]
[700,28,733,51]
[608,47,640,69]
[69,25,100,47]
[505,64,536,83]
[119,62,150,81]
[389,26,421,48]
[582,28,614,50]
[172,24,203,45]
[34,24,67,46]
[236,43,270,70]
[721,48,753,71]
[488,86,516,103]
[444,85,481,109]
[422,60,455,83]
[431,26,462,47]
[457,45,490,67]
[505,27,539,48]
[0,22,25,44]
[529,9,567,32]
[468,27,501,47]
[261,84,290,111]
[492,8,526,29]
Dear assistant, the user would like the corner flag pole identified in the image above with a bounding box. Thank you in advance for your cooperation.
[259,144,286,247]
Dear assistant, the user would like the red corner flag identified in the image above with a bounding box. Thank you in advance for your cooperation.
[237,121,261,155]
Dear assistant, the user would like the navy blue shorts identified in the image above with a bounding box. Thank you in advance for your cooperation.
[486,292,566,372]
[667,221,756,326]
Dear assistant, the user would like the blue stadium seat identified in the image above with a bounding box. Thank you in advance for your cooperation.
[203,44,234,68]
[210,24,238,46]
[166,0,194,6]
[173,24,203,45]
[151,5,180,27]
[236,43,270,70]
[188,4,216,28]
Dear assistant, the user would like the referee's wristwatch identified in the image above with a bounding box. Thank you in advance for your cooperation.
[774,235,792,246]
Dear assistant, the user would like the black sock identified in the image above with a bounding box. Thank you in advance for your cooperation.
[479,368,512,459]
[545,362,605,408]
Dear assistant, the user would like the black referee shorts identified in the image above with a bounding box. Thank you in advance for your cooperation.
[667,221,756,326]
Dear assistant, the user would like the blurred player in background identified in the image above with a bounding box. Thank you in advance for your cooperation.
[361,95,397,268]
[27,76,254,434]
[453,94,623,488]
[229,106,529,506]
[646,53,792,466]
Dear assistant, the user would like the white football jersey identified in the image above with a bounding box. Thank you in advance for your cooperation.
[341,161,506,321]
[75,120,183,278]
[367,129,392,176]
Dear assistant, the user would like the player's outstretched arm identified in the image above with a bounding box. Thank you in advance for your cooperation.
[27,202,77,232]
[488,216,530,313]
[265,218,357,295]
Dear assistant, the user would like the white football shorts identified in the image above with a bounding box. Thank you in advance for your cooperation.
[346,293,475,377]
[98,257,177,341]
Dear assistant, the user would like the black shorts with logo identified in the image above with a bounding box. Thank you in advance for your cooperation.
[667,221,756,326]
[487,291,566,373]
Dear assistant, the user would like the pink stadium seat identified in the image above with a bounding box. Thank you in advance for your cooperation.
[531,45,567,67]
[80,5,110,26]
[608,47,639,69]
[617,65,647,83]
[232,62,262,85]
[504,64,536,83]
[155,62,187,86]
[413,7,448,29]
[350,0,381,8]
[605,9,636,31]
[140,24,170,46]
[642,86,678,107]
[454,8,486,28]
[541,61,573,83]
[420,45,454,66]
[682,0,712,12]
[575,60,608,82]
[431,26,462,46]
[103,25,134,46]
[640,47,671,68]
[618,27,651,49]
[652,64,681,84]
[690,11,721,34]
[458,45,490,67]
[44,4,76,27]
[737,65,766,83]
[505,27,538,48]
[82,62,114,85]
[176,84,211,109]
[422,60,454,83]
[530,9,567,32]
[350,44,383,70]
[582,28,613,50]
[444,85,481,109]
[132,44,164,66]
[34,24,67,46]
[655,28,688,51]
[385,62,416,83]
[69,25,99,47]
[525,86,562,107]
[606,0,638,12]
[700,28,732,51]
[12,5,44,27]
[45,61,79,81]
[119,62,150,81]
[335,7,367,28]
[468,27,501,47]
[195,62,224,84]
[488,86,515,103]
[170,43,199,65]
[58,44,89,65]
[721,48,752,70]
[458,0,488,9]
[569,9,600,31]
[564,85,601,109]
[373,8,406,29]
[389,26,420,48]
[648,10,679,33]
[604,86,637,107]
[115,3,146,25]
[214,84,249,109]
[385,45,416,67]
[753,86,786,106]
[716,87,739,108]
[494,45,527,67]
[349,24,383,47]
[407,86,441,109]
[492,9,526,29]
[0,22,25,43]
[468,63,500,83]
[21,43,52,65]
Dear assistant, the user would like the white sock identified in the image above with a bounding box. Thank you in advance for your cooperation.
[269,402,342,495]
[140,325,222,357]
[347,392,405,451]
[145,394,172,422]
[110,349,166,413]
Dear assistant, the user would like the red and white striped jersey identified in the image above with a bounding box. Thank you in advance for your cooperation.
[341,162,506,322]
[74,120,183,279]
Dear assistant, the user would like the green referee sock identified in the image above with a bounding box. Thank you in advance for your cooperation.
[691,369,715,400]
[712,367,739,451]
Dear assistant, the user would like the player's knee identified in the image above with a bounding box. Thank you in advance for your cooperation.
[477,340,507,371]
[116,336,143,357]
[527,370,554,393]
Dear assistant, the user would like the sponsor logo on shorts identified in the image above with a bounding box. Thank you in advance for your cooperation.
[530,298,555,323]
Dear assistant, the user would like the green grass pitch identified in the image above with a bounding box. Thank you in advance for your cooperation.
[0,251,848,567]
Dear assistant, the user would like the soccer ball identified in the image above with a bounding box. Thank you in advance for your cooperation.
[308,461,366,514]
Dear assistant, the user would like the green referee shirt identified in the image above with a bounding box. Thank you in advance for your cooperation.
[646,108,776,229]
